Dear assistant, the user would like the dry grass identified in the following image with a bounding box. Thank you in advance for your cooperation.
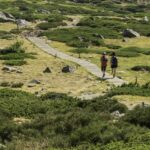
[0,22,17,31]
[13,117,31,125]
[113,95,150,109]
[104,37,150,84]
[105,37,150,48]
[0,36,108,96]
[49,37,150,84]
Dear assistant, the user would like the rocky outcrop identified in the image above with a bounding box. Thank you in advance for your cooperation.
[62,65,75,73]
[111,111,125,119]
[43,67,51,73]
[2,66,22,73]
[16,19,30,27]
[144,16,149,22]
[123,29,140,38]
[93,33,104,39]
[0,11,15,22]
[29,79,41,84]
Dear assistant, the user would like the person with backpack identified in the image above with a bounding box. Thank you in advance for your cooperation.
[110,52,118,78]
[101,52,108,78]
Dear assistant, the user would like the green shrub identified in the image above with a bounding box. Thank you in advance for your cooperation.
[0,88,150,148]
[0,41,35,66]
[0,41,25,54]
[40,92,74,101]
[106,44,121,49]
[37,22,67,30]
[41,27,120,47]
[124,106,150,128]
[116,50,140,57]
[0,88,46,117]
[0,31,13,39]
[143,51,150,55]
[0,53,32,60]
[131,66,150,72]
[4,60,27,66]
[107,83,150,97]
[115,47,150,57]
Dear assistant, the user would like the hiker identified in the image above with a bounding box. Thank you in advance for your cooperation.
[101,52,108,78]
[110,52,118,78]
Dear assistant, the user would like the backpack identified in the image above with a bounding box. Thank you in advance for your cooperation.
[111,56,118,66]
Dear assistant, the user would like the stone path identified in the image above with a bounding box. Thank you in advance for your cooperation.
[28,37,127,86]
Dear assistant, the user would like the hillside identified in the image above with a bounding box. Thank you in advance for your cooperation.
[0,0,150,149]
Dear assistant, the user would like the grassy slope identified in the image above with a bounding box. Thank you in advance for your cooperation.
[50,37,150,84]
[0,23,108,96]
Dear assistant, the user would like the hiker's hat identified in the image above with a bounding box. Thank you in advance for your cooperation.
[103,52,106,55]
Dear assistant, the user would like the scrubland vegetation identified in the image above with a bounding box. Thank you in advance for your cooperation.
[0,0,150,149]
[0,41,35,66]
[0,88,150,150]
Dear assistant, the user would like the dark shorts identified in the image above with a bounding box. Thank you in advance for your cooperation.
[101,66,107,71]
[111,65,117,69]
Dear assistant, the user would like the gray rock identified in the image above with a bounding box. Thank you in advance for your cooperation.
[37,9,50,14]
[4,12,15,19]
[2,66,17,72]
[78,36,84,42]
[16,19,30,27]
[123,29,140,38]
[117,76,122,79]
[144,16,149,22]
[93,33,104,39]
[0,11,15,22]
[111,111,125,119]
[2,66,22,73]
[62,65,74,73]
[0,143,6,149]
[122,38,128,42]
[29,79,41,84]
[43,67,51,73]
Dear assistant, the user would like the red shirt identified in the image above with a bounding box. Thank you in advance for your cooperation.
[101,56,108,67]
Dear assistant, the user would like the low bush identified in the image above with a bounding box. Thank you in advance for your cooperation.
[143,51,150,55]
[4,60,27,66]
[116,50,140,57]
[0,53,33,60]
[77,16,150,37]
[0,88,45,117]
[41,27,120,48]
[0,41,35,66]
[131,66,150,72]
[0,41,25,54]
[106,44,121,49]
[124,106,150,128]
[0,88,150,149]
[37,22,67,30]
[40,92,74,101]
[107,83,150,97]
[0,30,13,39]
[115,46,150,57]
